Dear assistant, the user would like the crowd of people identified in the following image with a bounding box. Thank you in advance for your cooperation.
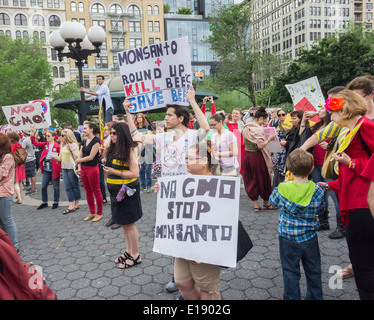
[0,75,373,300]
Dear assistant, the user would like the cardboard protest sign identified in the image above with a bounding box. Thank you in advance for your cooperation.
[285,76,325,110]
[118,37,192,113]
[153,175,241,268]
[263,127,282,153]
[2,102,49,131]
[29,100,51,125]
[282,114,292,130]
[294,97,320,123]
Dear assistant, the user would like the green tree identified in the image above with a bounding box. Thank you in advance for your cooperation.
[205,3,286,107]
[271,25,374,105]
[177,8,192,14]
[49,80,80,128]
[0,35,53,123]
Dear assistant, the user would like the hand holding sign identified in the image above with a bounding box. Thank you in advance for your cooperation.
[186,83,195,104]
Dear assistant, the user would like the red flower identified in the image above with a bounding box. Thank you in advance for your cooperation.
[329,97,344,111]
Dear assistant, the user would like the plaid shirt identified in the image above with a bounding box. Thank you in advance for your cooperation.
[270,183,325,243]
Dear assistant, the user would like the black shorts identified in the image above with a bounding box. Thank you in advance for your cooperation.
[24,160,36,178]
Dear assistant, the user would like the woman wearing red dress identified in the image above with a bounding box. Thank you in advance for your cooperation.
[320,90,374,300]
[7,132,26,204]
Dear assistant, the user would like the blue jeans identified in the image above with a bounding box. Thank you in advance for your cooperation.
[105,107,114,123]
[312,166,340,215]
[41,170,60,203]
[139,163,152,188]
[62,169,81,202]
[279,236,323,300]
[0,197,19,251]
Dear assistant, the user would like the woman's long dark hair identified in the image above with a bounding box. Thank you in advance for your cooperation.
[107,123,138,165]
[0,133,12,163]
[311,110,331,133]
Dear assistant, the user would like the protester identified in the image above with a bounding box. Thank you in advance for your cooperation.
[270,149,325,300]
[135,113,154,192]
[104,122,143,269]
[267,109,279,127]
[76,122,103,222]
[30,127,61,210]
[0,133,19,252]
[52,129,80,215]
[319,90,374,300]
[21,130,37,195]
[283,110,305,157]
[271,109,288,187]
[227,108,245,173]
[155,142,222,300]
[7,132,26,204]
[209,113,239,176]
[242,107,276,212]
[64,122,82,148]
[123,83,210,295]
[81,75,114,123]
[34,128,47,171]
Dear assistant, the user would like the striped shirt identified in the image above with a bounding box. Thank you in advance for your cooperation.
[315,121,349,174]
[106,158,137,186]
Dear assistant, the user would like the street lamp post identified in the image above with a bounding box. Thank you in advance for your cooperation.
[49,21,106,122]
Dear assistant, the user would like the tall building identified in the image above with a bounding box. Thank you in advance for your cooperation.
[163,0,233,80]
[65,0,164,89]
[0,0,70,89]
[251,0,353,89]
[353,0,374,30]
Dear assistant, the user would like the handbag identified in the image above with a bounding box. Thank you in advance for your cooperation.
[237,220,253,262]
[321,137,338,179]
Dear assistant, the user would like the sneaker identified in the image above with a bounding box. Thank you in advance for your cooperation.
[147,186,151,193]
[37,203,48,210]
[165,279,179,292]
[26,189,37,195]
[52,203,59,209]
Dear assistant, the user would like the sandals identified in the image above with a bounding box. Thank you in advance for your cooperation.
[254,207,261,213]
[63,207,76,214]
[263,204,275,210]
[117,254,142,269]
[115,251,130,264]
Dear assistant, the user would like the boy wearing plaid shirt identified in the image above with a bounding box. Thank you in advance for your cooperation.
[270,149,325,300]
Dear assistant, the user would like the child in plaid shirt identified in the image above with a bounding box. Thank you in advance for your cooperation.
[270,149,325,300]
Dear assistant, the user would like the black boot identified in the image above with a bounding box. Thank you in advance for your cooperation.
[328,214,346,239]
[318,210,330,231]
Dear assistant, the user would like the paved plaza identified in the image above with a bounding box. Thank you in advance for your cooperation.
[11,172,359,301]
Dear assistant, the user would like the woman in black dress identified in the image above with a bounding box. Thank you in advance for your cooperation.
[103,122,143,269]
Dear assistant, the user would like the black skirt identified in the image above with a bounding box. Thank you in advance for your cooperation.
[108,179,143,225]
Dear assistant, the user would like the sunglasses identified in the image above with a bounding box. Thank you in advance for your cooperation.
[110,132,117,135]
[61,134,66,137]
[278,113,286,117]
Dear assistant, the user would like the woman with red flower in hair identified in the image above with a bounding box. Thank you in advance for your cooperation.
[319,90,374,300]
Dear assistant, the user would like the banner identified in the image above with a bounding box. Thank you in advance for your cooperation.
[118,37,192,113]
[285,76,325,110]
[263,127,282,153]
[29,99,51,125]
[294,97,320,123]
[2,102,49,131]
[153,175,241,268]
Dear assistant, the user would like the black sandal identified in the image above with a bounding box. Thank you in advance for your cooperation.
[115,251,130,264]
[117,255,142,269]
[254,207,261,213]
[263,204,275,210]
[62,207,76,215]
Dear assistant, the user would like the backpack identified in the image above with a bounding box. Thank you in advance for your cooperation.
[0,230,56,300]
[12,145,27,166]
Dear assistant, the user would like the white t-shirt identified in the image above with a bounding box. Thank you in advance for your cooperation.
[211,130,239,169]
[153,129,199,177]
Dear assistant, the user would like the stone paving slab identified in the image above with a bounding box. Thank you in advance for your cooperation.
[10,172,359,301]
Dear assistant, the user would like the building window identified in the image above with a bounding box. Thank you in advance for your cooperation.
[15,14,27,26]
[59,66,65,78]
[0,13,10,25]
[147,5,152,15]
[51,49,57,61]
[95,56,108,68]
[16,30,21,39]
[154,5,159,15]
[22,31,28,40]
[47,0,53,8]
[129,21,141,32]
[92,20,105,30]
[91,3,105,13]
[71,1,77,11]
[154,21,160,32]
[49,15,61,27]
[128,5,140,16]
[148,21,153,32]
[32,14,45,26]
[40,31,46,42]
[110,4,123,14]
[78,2,84,12]
[53,67,59,78]
[149,38,154,44]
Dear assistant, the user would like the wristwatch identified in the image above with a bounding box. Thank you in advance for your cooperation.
[324,184,330,191]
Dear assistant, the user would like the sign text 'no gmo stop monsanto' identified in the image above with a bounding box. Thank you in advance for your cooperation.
[118,37,192,113]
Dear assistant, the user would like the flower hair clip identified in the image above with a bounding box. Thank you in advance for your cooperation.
[324,97,332,112]
[328,97,345,112]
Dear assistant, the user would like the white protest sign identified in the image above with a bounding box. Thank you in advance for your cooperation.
[29,99,51,125]
[285,76,325,110]
[118,37,192,113]
[2,102,49,131]
[153,175,241,268]
[263,127,282,153]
